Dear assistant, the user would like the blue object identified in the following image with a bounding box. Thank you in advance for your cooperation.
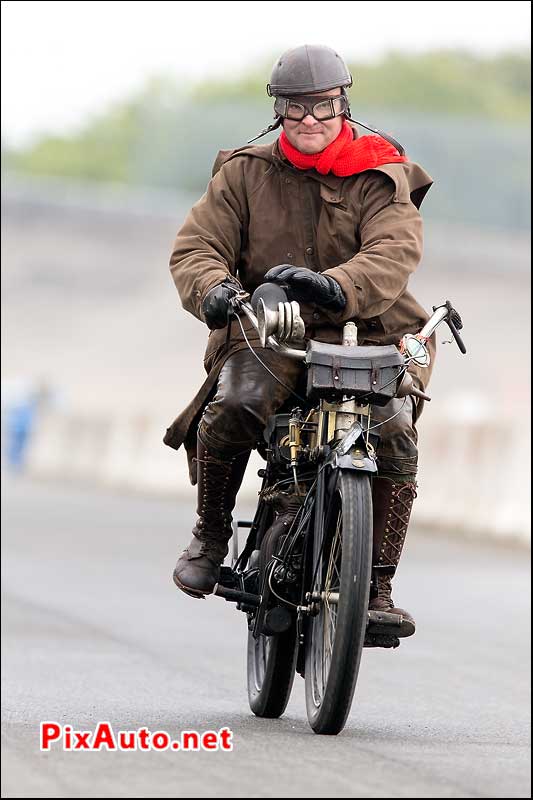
[4,398,38,470]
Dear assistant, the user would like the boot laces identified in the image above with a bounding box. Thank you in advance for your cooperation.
[195,454,236,521]
[380,482,417,568]
[376,574,393,605]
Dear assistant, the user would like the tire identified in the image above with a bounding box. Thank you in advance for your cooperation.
[247,513,298,718]
[247,624,298,718]
[305,470,372,735]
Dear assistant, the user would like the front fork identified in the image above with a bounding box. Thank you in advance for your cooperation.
[318,399,380,475]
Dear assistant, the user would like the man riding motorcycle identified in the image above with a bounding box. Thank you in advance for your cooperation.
[164,44,435,637]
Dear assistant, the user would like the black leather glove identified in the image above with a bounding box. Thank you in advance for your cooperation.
[263,265,346,312]
[201,281,238,329]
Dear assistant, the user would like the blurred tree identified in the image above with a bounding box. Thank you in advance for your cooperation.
[3,76,184,183]
[2,51,530,230]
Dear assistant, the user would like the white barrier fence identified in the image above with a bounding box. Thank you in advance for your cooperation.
[24,409,530,547]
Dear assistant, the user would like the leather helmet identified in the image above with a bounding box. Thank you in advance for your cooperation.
[267,44,353,96]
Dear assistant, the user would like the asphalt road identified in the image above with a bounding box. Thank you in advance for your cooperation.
[1,477,531,798]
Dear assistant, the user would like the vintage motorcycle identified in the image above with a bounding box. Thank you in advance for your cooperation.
[212,285,466,735]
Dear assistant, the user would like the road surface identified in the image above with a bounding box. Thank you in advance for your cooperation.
[1,477,531,798]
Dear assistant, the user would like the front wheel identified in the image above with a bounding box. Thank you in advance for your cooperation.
[305,470,372,734]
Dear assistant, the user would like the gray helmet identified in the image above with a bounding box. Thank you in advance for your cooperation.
[248,43,404,155]
[267,44,353,97]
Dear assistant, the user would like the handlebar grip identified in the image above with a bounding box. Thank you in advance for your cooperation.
[443,300,467,354]
[447,316,467,354]
[450,307,463,331]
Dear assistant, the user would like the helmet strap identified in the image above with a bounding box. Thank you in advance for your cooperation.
[340,89,405,156]
[247,97,405,156]
[247,115,282,144]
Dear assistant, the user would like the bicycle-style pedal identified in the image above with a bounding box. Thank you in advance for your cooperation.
[367,610,415,638]
[364,633,400,649]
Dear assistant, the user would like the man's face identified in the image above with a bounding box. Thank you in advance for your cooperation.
[281,87,344,154]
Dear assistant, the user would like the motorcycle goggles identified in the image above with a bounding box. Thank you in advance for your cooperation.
[273,93,348,122]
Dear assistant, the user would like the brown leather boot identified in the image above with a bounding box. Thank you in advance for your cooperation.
[369,476,417,637]
[173,437,249,598]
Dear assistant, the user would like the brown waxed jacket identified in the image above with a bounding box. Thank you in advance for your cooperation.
[164,132,435,465]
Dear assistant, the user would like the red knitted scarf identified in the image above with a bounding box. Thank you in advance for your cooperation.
[279,120,407,176]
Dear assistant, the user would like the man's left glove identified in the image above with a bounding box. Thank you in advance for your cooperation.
[201,281,238,329]
[264,265,346,312]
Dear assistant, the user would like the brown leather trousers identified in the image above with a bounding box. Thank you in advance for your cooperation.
[199,349,418,479]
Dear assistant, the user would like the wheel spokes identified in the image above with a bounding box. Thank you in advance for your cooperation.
[312,504,343,706]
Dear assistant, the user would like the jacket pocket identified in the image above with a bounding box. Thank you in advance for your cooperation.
[317,184,360,266]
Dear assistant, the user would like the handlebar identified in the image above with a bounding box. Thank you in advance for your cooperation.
[232,291,466,358]
[228,290,465,404]
[420,300,467,354]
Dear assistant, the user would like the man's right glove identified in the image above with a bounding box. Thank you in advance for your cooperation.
[264,265,346,312]
[201,281,238,329]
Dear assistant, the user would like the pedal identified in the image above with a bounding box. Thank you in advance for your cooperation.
[364,633,400,649]
[213,584,260,608]
[367,610,415,638]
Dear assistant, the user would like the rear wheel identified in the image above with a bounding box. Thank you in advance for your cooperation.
[247,623,297,718]
[247,515,298,718]
[305,471,372,734]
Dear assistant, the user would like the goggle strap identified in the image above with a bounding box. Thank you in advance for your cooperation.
[247,116,282,144]
[347,116,405,156]
[247,111,405,155]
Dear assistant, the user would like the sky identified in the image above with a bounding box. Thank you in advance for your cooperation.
[1,0,531,144]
